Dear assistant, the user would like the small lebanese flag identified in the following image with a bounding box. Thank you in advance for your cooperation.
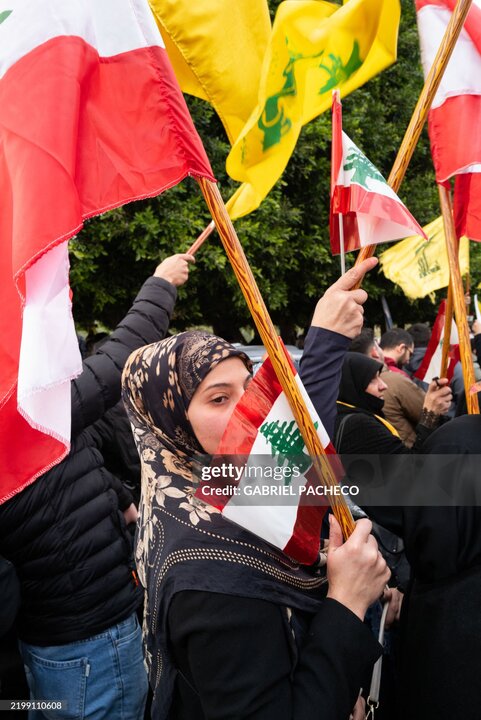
[195,354,344,565]
[330,91,427,254]
[416,0,481,242]
[414,299,459,383]
[0,0,214,503]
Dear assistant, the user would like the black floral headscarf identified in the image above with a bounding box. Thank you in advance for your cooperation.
[122,331,327,719]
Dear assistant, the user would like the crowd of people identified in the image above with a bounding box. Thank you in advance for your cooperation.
[1,253,481,720]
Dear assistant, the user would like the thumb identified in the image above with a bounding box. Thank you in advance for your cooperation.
[328,257,378,293]
[328,513,344,551]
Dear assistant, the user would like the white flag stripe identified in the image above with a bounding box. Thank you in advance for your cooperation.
[419,319,458,383]
[417,3,481,110]
[17,242,81,442]
[224,501,303,552]
[0,0,165,81]
[357,215,421,246]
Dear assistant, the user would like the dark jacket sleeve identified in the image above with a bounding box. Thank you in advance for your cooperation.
[0,556,20,638]
[71,277,176,436]
[108,473,134,511]
[168,591,380,720]
[300,327,351,440]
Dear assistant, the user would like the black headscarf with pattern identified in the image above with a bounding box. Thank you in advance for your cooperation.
[122,331,328,719]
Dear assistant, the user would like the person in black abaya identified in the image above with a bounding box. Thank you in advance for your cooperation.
[365,415,481,720]
[334,353,451,455]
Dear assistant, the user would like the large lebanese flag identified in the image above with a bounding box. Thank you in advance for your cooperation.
[196,354,344,565]
[0,0,214,503]
[330,93,426,254]
[416,0,481,241]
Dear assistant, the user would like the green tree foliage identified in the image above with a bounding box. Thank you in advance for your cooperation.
[70,0,481,340]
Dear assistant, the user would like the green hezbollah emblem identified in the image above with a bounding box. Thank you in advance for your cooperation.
[258,45,323,152]
[257,40,363,153]
[343,146,385,188]
[318,41,362,94]
[415,240,441,279]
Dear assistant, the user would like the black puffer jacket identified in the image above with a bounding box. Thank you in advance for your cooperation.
[0,276,176,645]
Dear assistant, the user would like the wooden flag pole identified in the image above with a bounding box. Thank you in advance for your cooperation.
[197,176,356,538]
[440,281,454,377]
[187,220,215,256]
[354,0,474,276]
[438,183,479,414]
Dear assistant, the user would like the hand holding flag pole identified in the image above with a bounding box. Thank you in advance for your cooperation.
[196,177,379,539]
[353,0,474,280]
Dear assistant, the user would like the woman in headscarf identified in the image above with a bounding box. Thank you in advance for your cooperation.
[334,353,451,455]
[122,331,389,720]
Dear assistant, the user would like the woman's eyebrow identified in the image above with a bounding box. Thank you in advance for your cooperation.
[203,373,252,393]
[202,382,233,391]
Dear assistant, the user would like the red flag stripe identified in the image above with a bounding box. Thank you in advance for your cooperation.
[0,8,214,502]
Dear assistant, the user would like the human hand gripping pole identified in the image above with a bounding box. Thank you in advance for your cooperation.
[154,253,195,287]
[423,377,452,416]
[327,515,390,621]
[311,257,378,339]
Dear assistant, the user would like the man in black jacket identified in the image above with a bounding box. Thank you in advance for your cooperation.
[0,253,193,720]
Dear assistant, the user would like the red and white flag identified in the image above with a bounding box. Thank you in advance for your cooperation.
[414,300,460,383]
[416,0,481,241]
[330,92,426,255]
[196,354,344,565]
[0,0,214,503]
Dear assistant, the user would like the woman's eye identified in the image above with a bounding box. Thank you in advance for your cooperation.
[211,395,228,404]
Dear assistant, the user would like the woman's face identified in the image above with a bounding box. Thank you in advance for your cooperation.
[365,371,388,399]
[187,357,252,454]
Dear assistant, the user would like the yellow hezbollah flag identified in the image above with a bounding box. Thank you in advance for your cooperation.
[225,0,400,220]
[148,0,271,145]
[379,216,470,299]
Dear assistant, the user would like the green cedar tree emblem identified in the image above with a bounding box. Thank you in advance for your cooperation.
[343,146,385,189]
[0,10,12,24]
[260,418,318,478]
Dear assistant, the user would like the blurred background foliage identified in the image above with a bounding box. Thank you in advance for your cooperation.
[70,0,481,342]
